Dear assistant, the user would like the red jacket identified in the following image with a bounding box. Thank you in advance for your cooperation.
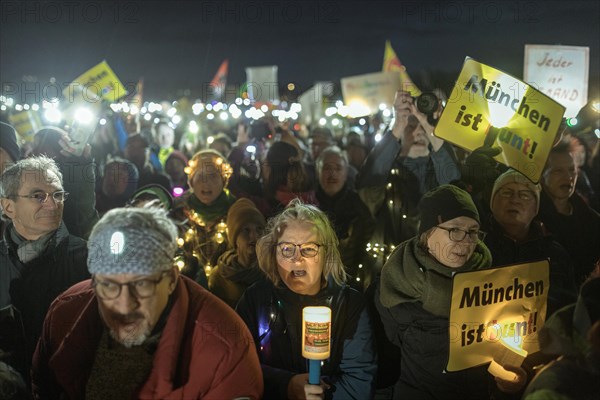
[32,276,263,399]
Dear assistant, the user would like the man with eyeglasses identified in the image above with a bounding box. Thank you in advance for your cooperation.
[484,169,577,316]
[539,141,600,285]
[32,207,263,399]
[0,155,90,383]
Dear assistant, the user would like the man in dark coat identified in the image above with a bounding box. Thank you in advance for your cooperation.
[0,155,89,379]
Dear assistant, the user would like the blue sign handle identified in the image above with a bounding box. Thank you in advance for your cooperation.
[308,359,321,385]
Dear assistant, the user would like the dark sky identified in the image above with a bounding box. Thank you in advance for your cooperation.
[1,0,599,101]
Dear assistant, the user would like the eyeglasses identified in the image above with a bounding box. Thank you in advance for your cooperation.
[92,271,170,300]
[277,242,323,259]
[436,226,486,242]
[497,189,535,201]
[12,191,69,204]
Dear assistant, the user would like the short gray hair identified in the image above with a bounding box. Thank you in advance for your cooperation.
[87,206,178,275]
[0,156,63,218]
[0,155,63,199]
[315,146,348,177]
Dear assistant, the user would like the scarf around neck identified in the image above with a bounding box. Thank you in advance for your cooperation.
[187,189,236,224]
[10,226,55,263]
[379,236,492,317]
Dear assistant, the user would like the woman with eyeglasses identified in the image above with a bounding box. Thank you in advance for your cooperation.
[236,198,376,399]
[374,184,525,399]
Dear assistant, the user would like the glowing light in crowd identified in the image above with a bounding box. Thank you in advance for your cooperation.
[290,103,302,113]
[260,105,269,113]
[287,83,295,91]
[243,98,251,106]
[332,118,340,126]
[207,113,214,120]
[382,109,391,118]
[220,112,228,120]
[319,118,327,126]
[167,107,177,117]
[31,104,39,111]
[44,108,63,123]
[192,103,204,115]
[172,115,182,124]
[213,102,223,112]
[154,118,160,124]
[129,105,139,115]
[173,187,184,197]
[375,133,383,142]
[379,103,387,111]
[206,104,213,111]
[0,105,6,111]
[235,98,243,105]
[188,121,199,134]
[110,103,122,112]
[23,104,30,110]
[335,100,344,108]
[144,113,152,121]
[325,107,337,117]
[246,145,256,154]
[347,100,370,118]
[207,136,214,144]
[359,118,366,125]
[99,118,107,126]
[590,101,599,112]
[75,107,94,124]
[15,104,23,111]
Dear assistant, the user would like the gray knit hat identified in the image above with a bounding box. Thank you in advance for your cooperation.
[418,184,480,234]
[87,207,177,275]
[490,169,541,213]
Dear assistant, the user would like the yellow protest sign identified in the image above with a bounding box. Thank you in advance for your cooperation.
[62,60,127,104]
[446,261,549,372]
[435,58,565,183]
[8,110,42,141]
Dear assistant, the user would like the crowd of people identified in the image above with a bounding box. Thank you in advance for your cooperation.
[0,87,598,399]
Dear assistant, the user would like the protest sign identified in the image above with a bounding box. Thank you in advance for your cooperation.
[62,60,127,104]
[341,71,401,117]
[524,45,589,118]
[245,65,279,103]
[446,260,549,372]
[8,110,42,141]
[435,58,565,183]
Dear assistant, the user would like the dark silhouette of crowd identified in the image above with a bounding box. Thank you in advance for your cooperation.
[0,85,598,400]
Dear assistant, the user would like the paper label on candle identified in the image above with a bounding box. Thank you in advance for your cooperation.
[304,321,330,354]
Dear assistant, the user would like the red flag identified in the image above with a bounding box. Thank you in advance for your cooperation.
[209,59,229,99]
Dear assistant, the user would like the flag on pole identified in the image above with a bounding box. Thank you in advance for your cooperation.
[129,78,144,107]
[209,59,229,100]
[383,40,421,97]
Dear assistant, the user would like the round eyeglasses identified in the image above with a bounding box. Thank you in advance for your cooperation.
[277,242,323,259]
[92,271,170,300]
[12,190,69,204]
[436,226,486,242]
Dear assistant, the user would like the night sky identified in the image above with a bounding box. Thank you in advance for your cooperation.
[1,0,599,101]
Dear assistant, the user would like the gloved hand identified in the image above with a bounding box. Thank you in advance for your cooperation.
[461,146,503,193]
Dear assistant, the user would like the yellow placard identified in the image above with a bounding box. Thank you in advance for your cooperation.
[435,58,566,183]
[446,261,549,372]
[62,60,127,104]
[8,110,42,141]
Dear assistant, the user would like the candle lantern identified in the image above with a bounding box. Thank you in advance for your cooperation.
[302,306,331,385]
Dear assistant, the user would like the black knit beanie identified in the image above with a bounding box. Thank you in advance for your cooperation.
[418,184,480,234]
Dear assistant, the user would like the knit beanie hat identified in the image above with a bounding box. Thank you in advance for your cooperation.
[130,184,173,210]
[490,169,541,213]
[87,207,177,275]
[418,184,480,234]
[226,198,266,247]
[0,122,20,163]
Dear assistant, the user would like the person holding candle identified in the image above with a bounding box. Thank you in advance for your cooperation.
[236,199,377,399]
[375,184,527,399]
